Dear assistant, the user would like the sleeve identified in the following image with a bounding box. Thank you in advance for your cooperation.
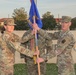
[37,29,59,61]
[38,29,60,40]
[42,34,75,60]
[3,34,34,58]
[40,44,56,61]
[6,40,34,58]
[21,30,34,43]
[38,29,53,40]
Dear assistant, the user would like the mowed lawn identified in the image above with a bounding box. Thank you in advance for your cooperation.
[14,63,76,75]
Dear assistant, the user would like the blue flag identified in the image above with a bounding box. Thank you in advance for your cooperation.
[29,0,43,29]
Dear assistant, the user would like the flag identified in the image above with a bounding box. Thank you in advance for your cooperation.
[29,0,43,29]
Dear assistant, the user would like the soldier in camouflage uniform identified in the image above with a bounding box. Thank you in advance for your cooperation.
[0,18,34,75]
[32,16,76,75]
[21,26,52,75]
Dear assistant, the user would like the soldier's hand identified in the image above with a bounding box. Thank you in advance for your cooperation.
[32,23,40,31]
[31,29,37,35]
[34,50,40,56]
[36,57,44,63]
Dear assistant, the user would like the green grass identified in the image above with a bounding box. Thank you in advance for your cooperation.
[14,64,28,75]
[46,63,58,75]
[14,63,76,75]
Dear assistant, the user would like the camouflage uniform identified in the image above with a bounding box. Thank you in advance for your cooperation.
[0,31,34,75]
[21,30,52,75]
[38,29,76,75]
[35,16,76,75]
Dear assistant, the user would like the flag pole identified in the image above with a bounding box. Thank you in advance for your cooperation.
[27,17,41,75]
[29,0,41,75]
[33,15,41,75]
[33,1,41,75]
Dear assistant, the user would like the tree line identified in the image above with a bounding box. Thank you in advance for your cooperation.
[12,7,76,30]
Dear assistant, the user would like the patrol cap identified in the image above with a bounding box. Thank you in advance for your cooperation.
[4,18,16,26]
[61,16,72,22]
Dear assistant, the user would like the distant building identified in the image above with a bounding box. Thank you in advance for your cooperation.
[54,18,62,30]
[55,18,62,24]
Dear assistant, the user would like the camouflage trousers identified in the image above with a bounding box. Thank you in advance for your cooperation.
[0,62,14,75]
[58,64,75,75]
[0,68,13,75]
[25,57,46,75]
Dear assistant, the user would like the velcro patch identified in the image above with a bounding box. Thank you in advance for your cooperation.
[62,39,66,43]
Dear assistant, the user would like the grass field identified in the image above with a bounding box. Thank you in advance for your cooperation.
[14,63,76,75]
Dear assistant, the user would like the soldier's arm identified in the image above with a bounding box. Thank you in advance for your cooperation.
[39,49,56,62]
[38,29,60,40]
[38,29,53,40]
[21,30,34,43]
[6,40,34,58]
[36,30,59,61]
[36,29,60,60]
[39,45,57,61]
[40,34,75,60]
[2,33,34,57]
[32,23,59,40]
[37,38,56,61]
[40,35,75,61]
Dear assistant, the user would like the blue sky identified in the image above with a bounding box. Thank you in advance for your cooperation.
[0,0,76,18]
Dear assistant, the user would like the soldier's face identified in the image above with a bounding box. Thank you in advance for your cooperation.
[61,22,71,31]
[4,25,14,33]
